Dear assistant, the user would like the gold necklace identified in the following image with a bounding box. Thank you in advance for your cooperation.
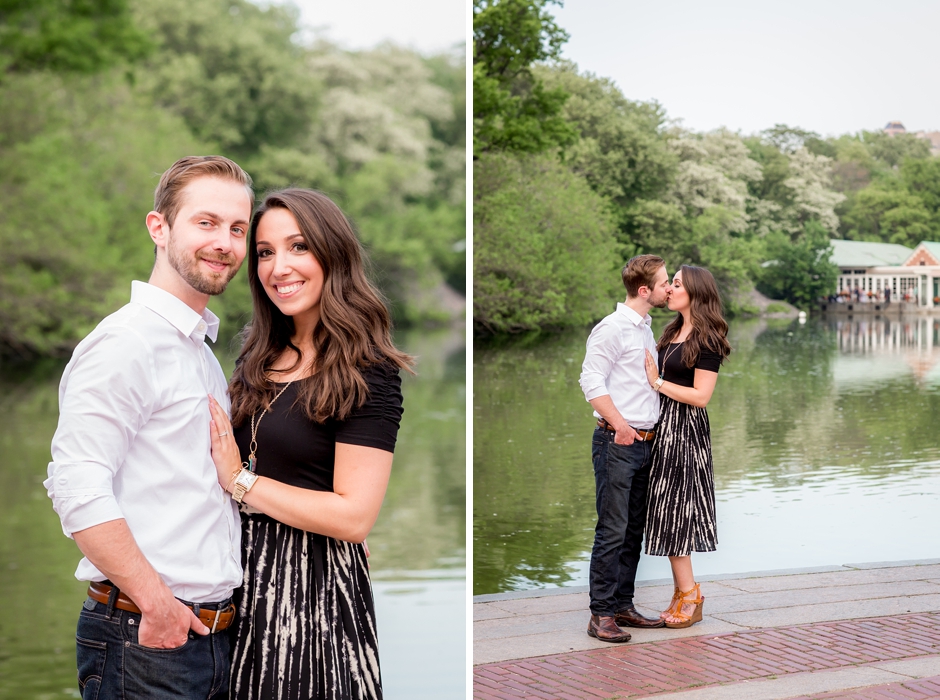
[246,380,294,472]
[659,342,682,379]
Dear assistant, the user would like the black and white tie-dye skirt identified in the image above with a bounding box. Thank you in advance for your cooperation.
[230,511,382,700]
[645,395,718,557]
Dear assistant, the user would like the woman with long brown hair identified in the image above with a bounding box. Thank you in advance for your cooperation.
[207,188,412,699]
[642,265,731,629]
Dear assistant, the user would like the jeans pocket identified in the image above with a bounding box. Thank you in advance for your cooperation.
[76,635,107,700]
[123,620,206,700]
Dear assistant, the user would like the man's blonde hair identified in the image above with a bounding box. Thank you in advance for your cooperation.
[154,156,253,227]
[622,254,665,297]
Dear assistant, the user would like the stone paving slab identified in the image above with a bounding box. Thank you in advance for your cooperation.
[475,617,748,667]
[472,611,940,699]
[718,565,940,594]
[794,674,940,700]
[474,562,940,665]
[717,580,940,612]
[845,559,940,570]
[476,607,747,643]
[476,584,743,625]
[712,594,940,629]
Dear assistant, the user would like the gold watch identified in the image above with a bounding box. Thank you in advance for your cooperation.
[232,469,259,503]
[653,377,665,392]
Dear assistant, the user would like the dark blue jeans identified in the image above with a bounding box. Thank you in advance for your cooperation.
[589,427,653,616]
[76,597,230,700]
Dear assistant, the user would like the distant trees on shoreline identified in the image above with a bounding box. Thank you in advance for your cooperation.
[473,0,940,333]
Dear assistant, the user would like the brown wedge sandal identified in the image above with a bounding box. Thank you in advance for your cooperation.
[660,586,681,620]
[664,583,703,629]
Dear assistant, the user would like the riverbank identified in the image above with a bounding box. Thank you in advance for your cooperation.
[473,559,940,698]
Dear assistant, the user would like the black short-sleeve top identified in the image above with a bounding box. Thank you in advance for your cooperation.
[658,342,722,388]
[232,363,404,492]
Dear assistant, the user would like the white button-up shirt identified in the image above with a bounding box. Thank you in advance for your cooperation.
[579,302,660,430]
[44,281,242,603]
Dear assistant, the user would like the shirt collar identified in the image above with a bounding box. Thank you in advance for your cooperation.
[616,302,652,328]
[130,281,220,343]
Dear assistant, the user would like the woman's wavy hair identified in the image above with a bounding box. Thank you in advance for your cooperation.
[657,265,732,367]
[229,188,414,426]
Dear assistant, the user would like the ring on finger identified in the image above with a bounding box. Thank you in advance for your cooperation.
[218,431,229,437]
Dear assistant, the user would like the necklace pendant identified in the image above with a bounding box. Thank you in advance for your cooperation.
[248,455,256,472]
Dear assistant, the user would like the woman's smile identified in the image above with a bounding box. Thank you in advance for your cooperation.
[274,281,305,297]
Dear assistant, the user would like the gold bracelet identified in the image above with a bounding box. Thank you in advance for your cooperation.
[226,469,241,494]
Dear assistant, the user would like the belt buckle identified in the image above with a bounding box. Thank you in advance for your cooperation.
[210,607,222,634]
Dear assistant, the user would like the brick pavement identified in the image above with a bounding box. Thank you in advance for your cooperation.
[473,612,940,699]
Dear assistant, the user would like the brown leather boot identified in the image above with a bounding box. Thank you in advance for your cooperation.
[615,604,666,629]
[587,614,631,643]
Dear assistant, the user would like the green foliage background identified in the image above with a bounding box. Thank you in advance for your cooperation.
[0,0,466,358]
[473,0,940,330]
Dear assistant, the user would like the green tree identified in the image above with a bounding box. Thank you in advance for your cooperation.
[0,0,151,75]
[0,72,209,357]
[537,62,676,207]
[842,184,934,245]
[837,155,940,246]
[473,0,576,155]
[668,129,761,228]
[297,45,467,312]
[862,130,931,168]
[474,152,619,333]
[777,147,845,236]
[660,129,763,296]
[900,157,940,216]
[760,124,820,154]
[743,135,792,205]
[131,0,318,156]
[757,221,837,309]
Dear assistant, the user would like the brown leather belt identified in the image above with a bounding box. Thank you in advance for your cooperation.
[597,419,655,442]
[87,581,235,633]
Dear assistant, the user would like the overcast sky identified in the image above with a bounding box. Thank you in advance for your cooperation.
[551,0,940,137]
[287,0,465,54]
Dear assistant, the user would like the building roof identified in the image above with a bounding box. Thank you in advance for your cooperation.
[830,239,913,267]
[919,242,940,261]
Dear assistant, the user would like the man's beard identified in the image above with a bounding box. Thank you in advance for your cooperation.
[650,291,670,309]
[167,236,239,296]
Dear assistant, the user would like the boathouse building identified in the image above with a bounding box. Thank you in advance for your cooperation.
[832,239,940,308]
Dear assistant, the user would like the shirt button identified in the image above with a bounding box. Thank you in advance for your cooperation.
[197,322,206,332]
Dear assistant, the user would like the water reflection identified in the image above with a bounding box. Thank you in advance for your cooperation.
[831,317,940,386]
[473,317,940,595]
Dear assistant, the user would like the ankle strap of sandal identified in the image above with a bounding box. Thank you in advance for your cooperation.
[677,584,703,605]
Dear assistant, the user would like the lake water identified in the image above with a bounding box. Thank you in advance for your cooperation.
[473,316,940,595]
[0,327,465,700]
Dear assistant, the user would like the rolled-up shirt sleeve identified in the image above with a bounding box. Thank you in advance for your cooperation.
[44,327,156,537]
[579,321,622,402]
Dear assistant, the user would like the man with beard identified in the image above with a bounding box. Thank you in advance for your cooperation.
[45,156,253,699]
[578,254,672,642]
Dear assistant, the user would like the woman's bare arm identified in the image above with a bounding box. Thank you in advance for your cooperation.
[209,396,391,542]
[644,351,719,408]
